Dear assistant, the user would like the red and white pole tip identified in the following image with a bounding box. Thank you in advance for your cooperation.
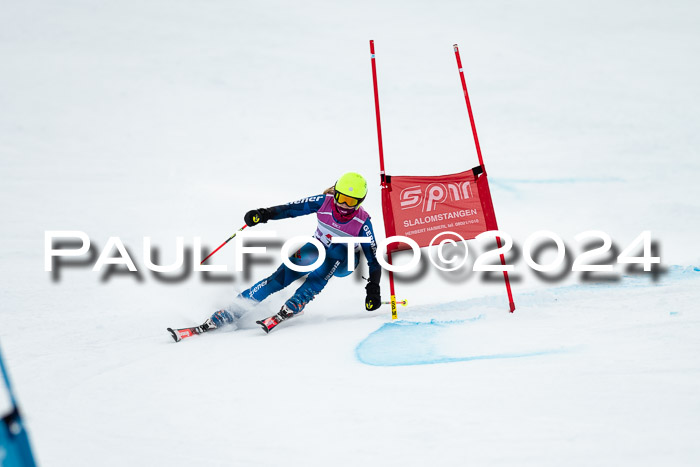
[382,299,408,307]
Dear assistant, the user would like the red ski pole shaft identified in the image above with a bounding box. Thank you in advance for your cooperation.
[200,224,248,265]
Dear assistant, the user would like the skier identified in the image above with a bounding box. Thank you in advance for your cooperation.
[168,172,382,341]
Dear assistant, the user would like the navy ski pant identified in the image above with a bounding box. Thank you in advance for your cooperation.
[239,242,358,312]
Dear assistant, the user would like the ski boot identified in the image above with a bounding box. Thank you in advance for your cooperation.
[167,310,233,342]
[256,305,300,334]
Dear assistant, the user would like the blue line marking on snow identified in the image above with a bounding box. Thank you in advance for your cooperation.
[490,176,624,193]
[355,317,563,367]
[499,177,624,184]
[355,265,699,367]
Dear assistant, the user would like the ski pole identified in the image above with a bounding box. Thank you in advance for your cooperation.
[200,224,248,264]
[382,299,407,307]
[362,274,407,308]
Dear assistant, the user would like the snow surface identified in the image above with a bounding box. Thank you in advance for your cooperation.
[2,0,700,465]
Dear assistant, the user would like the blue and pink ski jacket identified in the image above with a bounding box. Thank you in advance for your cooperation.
[267,193,382,284]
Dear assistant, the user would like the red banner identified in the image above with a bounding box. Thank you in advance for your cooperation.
[382,168,498,252]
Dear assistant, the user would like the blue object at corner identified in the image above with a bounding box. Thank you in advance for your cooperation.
[0,343,38,467]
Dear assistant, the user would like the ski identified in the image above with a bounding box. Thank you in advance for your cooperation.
[256,315,282,334]
[167,326,204,343]
[256,306,297,334]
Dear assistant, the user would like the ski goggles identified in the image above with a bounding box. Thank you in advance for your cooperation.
[334,191,363,207]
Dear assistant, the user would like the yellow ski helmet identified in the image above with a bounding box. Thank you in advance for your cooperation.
[334,172,367,207]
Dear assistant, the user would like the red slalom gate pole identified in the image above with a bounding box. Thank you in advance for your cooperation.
[370,41,387,179]
[453,44,515,312]
[454,44,486,170]
[370,40,399,320]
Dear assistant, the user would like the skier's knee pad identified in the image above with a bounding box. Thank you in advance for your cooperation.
[333,250,360,278]
[289,242,322,267]
[291,242,358,277]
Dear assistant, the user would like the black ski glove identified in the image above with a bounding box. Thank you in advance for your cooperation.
[365,282,381,311]
[244,208,271,227]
